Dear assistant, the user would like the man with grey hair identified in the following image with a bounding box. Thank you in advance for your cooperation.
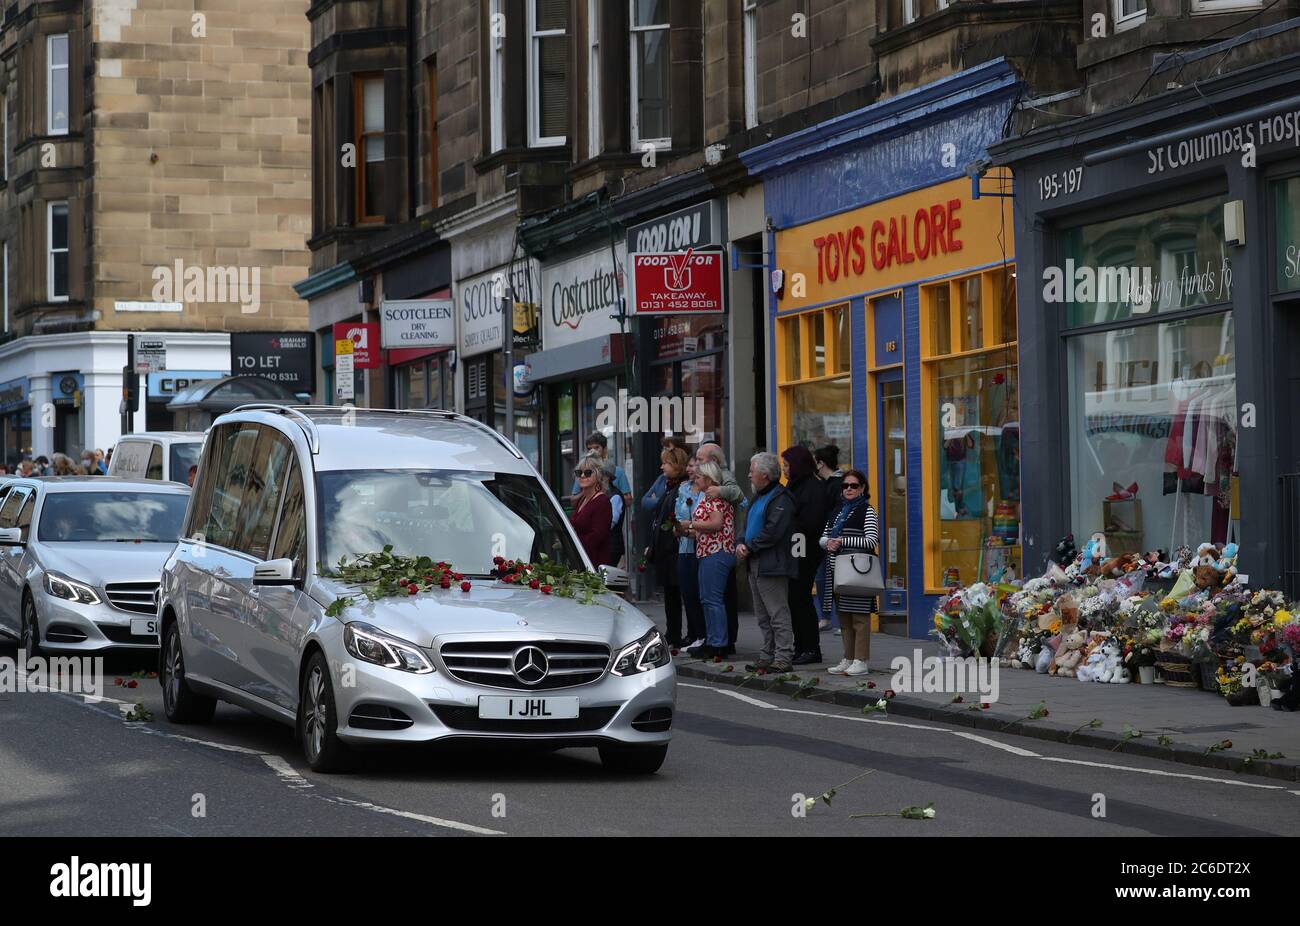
[694,442,744,653]
[736,452,797,671]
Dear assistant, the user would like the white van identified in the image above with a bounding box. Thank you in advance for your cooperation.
[109,432,205,484]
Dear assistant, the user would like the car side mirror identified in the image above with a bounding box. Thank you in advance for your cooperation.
[599,564,629,591]
[254,558,298,587]
[0,527,23,546]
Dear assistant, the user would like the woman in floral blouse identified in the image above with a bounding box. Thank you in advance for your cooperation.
[682,460,736,659]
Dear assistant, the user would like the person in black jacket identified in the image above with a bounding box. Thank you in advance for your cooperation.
[782,445,829,665]
[643,446,690,645]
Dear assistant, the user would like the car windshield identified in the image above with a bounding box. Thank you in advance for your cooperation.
[316,469,584,576]
[38,492,189,542]
[169,442,203,479]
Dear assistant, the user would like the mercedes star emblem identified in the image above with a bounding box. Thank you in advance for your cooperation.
[511,645,548,685]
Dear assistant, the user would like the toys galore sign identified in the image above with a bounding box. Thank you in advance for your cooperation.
[775,176,1016,310]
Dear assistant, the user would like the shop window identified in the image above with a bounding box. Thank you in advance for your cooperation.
[832,303,851,374]
[778,304,853,465]
[355,75,386,223]
[1060,195,1228,327]
[630,0,670,150]
[922,268,1019,590]
[528,0,568,147]
[1067,312,1236,554]
[1272,176,1300,294]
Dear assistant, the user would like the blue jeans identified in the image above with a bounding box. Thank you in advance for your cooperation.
[677,552,706,642]
[696,551,736,648]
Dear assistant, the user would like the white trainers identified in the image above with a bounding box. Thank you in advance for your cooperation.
[845,659,871,676]
[827,659,852,675]
[685,638,705,651]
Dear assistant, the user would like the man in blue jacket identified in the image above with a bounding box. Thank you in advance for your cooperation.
[736,451,797,672]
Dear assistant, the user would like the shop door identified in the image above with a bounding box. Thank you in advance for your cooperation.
[877,373,907,614]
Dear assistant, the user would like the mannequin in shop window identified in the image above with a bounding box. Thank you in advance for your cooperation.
[944,432,977,519]
[1163,362,1236,544]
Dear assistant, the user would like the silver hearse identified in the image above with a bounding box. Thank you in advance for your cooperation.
[157,406,675,774]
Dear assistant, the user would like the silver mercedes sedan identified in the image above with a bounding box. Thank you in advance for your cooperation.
[0,477,190,654]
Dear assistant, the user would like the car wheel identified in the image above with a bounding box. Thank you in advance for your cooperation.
[298,651,353,773]
[598,743,668,775]
[160,621,216,724]
[19,593,42,659]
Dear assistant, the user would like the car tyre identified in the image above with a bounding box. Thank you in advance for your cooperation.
[160,620,217,724]
[19,592,43,659]
[598,742,668,775]
[298,651,353,773]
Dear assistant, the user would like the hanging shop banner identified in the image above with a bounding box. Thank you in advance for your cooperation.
[625,200,722,254]
[540,243,626,351]
[629,250,725,315]
[230,332,316,391]
[774,176,1015,311]
[379,299,455,350]
[457,260,540,357]
[332,322,381,369]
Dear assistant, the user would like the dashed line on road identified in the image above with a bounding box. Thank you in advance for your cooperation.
[682,682,1300,793]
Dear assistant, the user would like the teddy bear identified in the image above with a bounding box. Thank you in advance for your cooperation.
[1096,639,1131,684]
[1192,543,1225,591]
[1079,532,1109,575]
[1098,552,1139,580]
[1056,594,1080,627]
[1010,636,1038,670]
[1075,631,1112,681]
[1050,627,1088,677]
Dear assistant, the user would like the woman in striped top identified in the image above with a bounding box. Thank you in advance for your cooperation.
[819,468,879,677]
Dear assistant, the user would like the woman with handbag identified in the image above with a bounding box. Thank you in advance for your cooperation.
[820,469,879,677]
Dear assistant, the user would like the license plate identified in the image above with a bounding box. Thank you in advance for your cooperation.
[478,696,579,720]
[130,618,158,637]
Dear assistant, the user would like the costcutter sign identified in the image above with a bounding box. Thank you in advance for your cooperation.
[540,243,626,351]
[629,250,725,315]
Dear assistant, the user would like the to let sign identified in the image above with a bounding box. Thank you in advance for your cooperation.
[629,250,725,316]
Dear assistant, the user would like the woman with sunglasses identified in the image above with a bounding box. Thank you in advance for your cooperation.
[819,469,879,677]
[569,454,614,568]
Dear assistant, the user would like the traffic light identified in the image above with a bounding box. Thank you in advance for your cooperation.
[122,365,139,414]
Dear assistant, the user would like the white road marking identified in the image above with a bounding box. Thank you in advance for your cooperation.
[36,683,503,834]
[682,682,1289,790]
[323,796,505,836]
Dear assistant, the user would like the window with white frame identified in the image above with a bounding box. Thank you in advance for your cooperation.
[1190,0,1262,12]
[630,0,670,149]
[587,0,601,158]
[528,0,568,147]
[903,0,917,24]
[48,201,68,302]
[489,0,504,152]
[1113,0,1147,31]
[48,34,69,135]
[743,0,757,130]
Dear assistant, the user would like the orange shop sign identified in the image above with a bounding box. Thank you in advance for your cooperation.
[774,176,1014,310]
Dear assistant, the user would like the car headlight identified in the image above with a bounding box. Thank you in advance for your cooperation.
[343,621,435,674]
[611,629,670,676]
[44,573,102,605]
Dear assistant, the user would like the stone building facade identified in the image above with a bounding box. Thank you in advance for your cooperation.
[0,0,311,461]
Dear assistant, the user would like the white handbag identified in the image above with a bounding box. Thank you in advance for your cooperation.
[833,550,886,596]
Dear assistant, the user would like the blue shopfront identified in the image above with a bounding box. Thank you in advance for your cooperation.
[741,59,1023,639]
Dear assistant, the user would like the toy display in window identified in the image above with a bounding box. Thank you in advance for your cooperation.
[941,432,977,519]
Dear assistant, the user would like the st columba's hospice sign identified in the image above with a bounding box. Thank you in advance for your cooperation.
[379,299,456,350]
